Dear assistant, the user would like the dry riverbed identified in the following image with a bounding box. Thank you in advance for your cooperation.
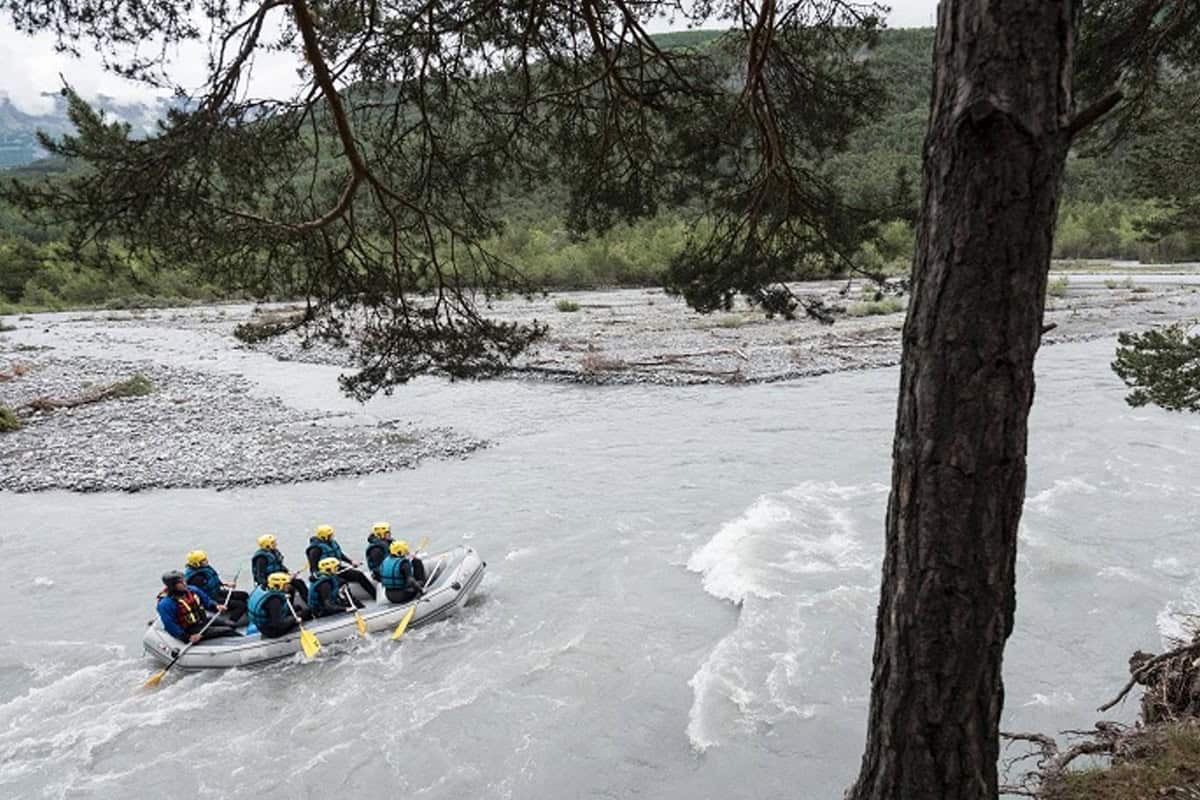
[2,274,1198,493]
[246,275,1200,384]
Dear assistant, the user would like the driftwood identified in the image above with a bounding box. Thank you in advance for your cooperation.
[1098,639,1200,720]
[1001,723,1128,797]
[19,374,155,415]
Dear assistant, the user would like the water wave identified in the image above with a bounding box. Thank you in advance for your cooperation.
[684,481,884,752]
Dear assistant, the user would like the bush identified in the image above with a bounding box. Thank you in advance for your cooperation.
[0,405,20,432]
[106,373,155,398]
[1046,276,1070,298]
[847,296,906,317]
[555,299,581,312]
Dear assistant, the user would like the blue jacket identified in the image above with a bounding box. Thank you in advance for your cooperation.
[379,555,416,591]
[365,535,390,575]
[307,537,348,573]
[252,548,287,588]
[248,585,283,629]
[157,586,217,640]
[308,574,348,616]
[185,564,222,599]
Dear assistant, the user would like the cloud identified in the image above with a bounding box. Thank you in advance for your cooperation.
[0,16,303,116]
[1,1,938,115]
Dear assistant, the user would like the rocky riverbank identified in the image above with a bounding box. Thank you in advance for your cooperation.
[0,351,485,493]
[240,275,1200,385]
[3,273,1199,493]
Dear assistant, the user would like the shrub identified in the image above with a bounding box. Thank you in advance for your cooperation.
[1046,276,1070,298]
[0,405,20,432]
[107,373,155,398]
[555,299,581,312]
[846,296,906,317]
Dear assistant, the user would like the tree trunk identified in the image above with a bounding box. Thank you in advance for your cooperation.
[848,2,1076,799]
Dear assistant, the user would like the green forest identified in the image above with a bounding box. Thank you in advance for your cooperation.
[1,27,1197,314]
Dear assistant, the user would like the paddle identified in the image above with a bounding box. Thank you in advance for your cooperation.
[144,571,239,689]
[416,536,429,555]
[390,605,417,641]
[284,597,322,659]
[341,585,368,637]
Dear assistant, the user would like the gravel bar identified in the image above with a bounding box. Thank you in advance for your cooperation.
[0,353,485,493]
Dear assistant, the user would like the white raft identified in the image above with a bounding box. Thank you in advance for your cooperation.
[143,545,485,669]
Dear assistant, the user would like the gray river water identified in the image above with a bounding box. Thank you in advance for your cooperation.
[2,330,1200,799]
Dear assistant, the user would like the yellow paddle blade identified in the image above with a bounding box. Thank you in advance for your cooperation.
[416,536,429,553]
[299,627,322,659]
[355,611,367,637]
[143,670,166,689]
[391,606,417,641]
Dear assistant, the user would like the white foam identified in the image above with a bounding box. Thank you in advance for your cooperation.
[686,496,791,605]
[684,482,884,753]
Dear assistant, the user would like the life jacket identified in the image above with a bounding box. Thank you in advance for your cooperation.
[308,574,342,613]
[185,564,221,598]
[252,548,286,585]
[365,535,390,572]
[308,536,346,563]
[379,555,411,590]
[158,588,207,629]
[248,585,284,628]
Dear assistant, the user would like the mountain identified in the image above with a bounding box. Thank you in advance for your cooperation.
[0,92,172,169]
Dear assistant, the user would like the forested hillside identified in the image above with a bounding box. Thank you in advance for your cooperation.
[1,28,1196,314]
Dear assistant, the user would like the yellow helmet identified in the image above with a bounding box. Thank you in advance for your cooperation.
[267,572,291,591]
[315,525,335,541]
[318,557,340,575]
[185,550,208,568]
[372,521,391,537]
[257,534,277,549]
[389,540,410,557]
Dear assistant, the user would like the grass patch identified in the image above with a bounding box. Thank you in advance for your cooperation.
[1104,277,1135,290]
[846,296,906,317]
[1048,722,1200,800]
[0,405,20,432]
[1047,276,1070,298]
[555,299,582,312]
[107,373,155,398]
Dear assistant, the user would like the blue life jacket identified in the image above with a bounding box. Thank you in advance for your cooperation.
[252,548,286,586]
[365,535,390,572]
[308,574,343,613]
[308,537,347,563]
[186,564,222,599]
[379,555,412,590]
[247,585,285,628]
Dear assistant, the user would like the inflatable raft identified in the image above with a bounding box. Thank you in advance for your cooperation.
[143,545,485,669]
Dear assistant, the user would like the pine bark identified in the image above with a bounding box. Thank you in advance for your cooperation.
[849,2,1077,798]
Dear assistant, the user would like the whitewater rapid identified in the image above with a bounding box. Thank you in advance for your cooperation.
[2,334,1199,798]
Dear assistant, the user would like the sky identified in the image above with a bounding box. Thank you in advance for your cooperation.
[0,0,939,116]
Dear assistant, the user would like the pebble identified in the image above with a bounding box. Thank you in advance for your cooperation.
[0,354,487,493]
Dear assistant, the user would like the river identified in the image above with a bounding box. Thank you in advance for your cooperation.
[2,332,1199,798]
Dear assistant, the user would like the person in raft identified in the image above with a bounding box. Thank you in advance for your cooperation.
[364,521,393,581]
[379,540,426,604]
[185,550,249,624]
[305,525,375,599]
[251,534,308,605]
[156,571,240,643]
[247,572,313,638]
[307,557,364,617]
